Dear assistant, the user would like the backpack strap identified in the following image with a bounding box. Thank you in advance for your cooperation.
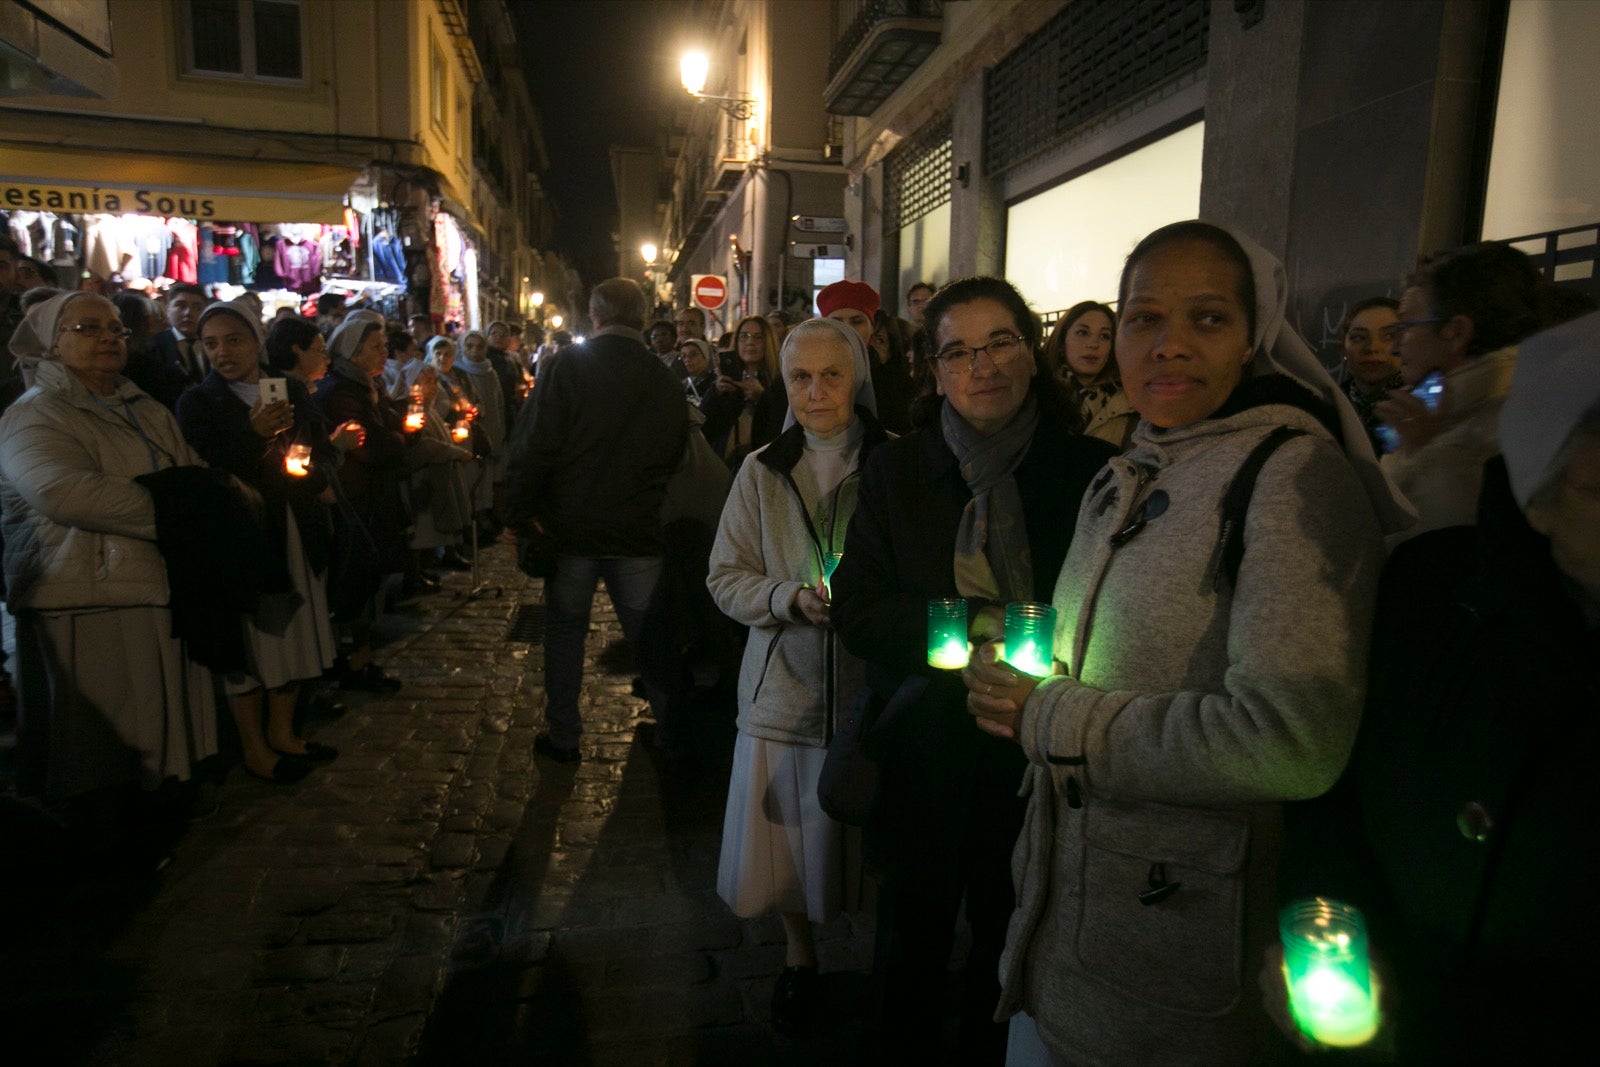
[1213,426,1309,593]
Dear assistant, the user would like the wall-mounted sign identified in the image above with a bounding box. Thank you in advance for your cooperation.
[792,215,847,234]
[791,242,846,259]
[691,274,728,310]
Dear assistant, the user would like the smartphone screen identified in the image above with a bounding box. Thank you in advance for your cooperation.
[1412,370,1444,413]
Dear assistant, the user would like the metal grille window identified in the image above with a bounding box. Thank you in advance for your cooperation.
[985,0,1208,175]
[184,0,304,83]
[883,114,952,232]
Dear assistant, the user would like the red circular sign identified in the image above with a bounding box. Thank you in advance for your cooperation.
[693,275,728,310]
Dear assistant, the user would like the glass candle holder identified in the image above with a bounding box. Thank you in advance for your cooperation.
[1003,602,1056,677]
[451,421,470,442]
[283,442,312,478]
[404,398,426,431]
[1279,898,1380,1048]
[926,598,969,670]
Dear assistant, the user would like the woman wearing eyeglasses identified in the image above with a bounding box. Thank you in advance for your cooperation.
[0,291,218,824]
[830,277,1115,1064]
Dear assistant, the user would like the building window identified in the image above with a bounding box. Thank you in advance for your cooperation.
[183,0,304,82]
[431,39,448,132]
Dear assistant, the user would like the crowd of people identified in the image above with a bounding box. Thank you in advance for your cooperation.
[0,238,554,839]
[2,216,1595,1063]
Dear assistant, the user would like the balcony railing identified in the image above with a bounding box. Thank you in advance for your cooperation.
[825,0,944,117]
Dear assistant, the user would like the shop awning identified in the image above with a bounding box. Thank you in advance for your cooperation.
[0,144,359,224]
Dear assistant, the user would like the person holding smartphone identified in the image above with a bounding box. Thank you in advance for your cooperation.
[1380,243,1542,535]
[709,315,786,469]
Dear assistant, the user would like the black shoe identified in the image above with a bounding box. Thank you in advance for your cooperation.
[307,691,348,719]
[436,551,472,572]
[246,756,312,785]
[534,733,581,764]
[274,740,338,762]
[770,965,817,1034]
[339,663,403,693]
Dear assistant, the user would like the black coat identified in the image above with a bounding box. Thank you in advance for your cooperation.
[125,330,199,412]
[1282,459,1598,1063]
[313,364,410,572]
[175,370,333,577]
[503,331,689,557]
[831,408,1115,883]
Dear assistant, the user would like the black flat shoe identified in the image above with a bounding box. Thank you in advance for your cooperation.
[307,692,348,719]
[274,740,338,762]
[247,756,312,784]
[534,733,581,764]
[339,663,403,693]
[770,965,817,1034]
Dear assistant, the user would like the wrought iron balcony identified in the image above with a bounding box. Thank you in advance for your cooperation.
[825,0,945,117]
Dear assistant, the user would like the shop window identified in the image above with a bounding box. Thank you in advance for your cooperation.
[1481,0,1600,245]
[1003,120,1203,315]
[183,0,304,82]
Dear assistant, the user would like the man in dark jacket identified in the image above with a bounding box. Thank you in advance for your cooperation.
[505,278,689,763]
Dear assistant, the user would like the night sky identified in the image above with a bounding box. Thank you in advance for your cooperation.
[513,0,687,286]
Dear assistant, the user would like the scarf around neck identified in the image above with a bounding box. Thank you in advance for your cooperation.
[941,394,1039,603]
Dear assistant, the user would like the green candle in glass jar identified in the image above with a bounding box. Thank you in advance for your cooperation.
[1003,602,1056,677]
[1279,897,1380,1047]
[926,598,969,670]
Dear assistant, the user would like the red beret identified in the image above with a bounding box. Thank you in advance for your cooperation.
[816,280,881,322]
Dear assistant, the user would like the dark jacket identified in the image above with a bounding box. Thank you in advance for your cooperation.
[313,361,410,571]
[176,370,332,576]
[125,330,199,412]
[701,375,786,469]
[503,329,689,557]
[831,407,1115,882]
[1282,458,1598,1064]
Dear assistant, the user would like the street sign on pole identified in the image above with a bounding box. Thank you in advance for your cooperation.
[790,242,846,259]
[792,215,847,234]
[691,274,728,310]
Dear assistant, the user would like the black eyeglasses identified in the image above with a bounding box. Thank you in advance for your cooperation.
[60,323,133,341]
[1393,317,1445,333]
[930,334,1027,376]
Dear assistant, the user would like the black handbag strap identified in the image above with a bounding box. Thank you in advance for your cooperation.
[1213,426,1308,593]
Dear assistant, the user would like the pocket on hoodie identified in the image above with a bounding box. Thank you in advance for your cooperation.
[1074,800,1249,1016]
[738,626,780,707]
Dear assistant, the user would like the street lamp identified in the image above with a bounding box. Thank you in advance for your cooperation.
[551,314,564,329]
[531,291,544,308]
[679,49,754,121]
[640,242,657,265]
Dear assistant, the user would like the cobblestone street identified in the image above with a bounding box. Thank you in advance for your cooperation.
[0,544,878,1066]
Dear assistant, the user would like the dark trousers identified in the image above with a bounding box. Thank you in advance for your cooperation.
[861,827,1016,1066]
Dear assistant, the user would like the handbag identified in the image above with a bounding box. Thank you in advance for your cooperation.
[817,674,928,826]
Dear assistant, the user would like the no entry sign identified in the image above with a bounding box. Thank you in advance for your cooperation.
[691,274,728,310]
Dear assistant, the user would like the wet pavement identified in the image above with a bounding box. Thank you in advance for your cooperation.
[0,544,880,1065]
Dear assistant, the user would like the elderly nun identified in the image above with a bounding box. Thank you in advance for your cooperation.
[705,316,887,1033]
[0,290,217,815]
[453,329,508,532]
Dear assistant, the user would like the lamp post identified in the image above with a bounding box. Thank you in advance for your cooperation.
[679,49,754,121]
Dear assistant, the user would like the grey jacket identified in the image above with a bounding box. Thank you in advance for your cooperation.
[707,417,885,746]
[1000,397,1385,1064]
[0,360,203,611]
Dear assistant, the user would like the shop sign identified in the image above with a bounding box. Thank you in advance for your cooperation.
[692,274,728,310]
[0,180,345,224]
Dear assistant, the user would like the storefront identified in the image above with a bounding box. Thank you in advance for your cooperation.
[1,146,483,327]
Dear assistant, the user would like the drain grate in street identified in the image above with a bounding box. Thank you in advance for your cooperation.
[505,603,546,642]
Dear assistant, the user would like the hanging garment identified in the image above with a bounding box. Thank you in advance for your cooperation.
[165,218,198,283]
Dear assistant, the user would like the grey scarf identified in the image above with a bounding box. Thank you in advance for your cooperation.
[941,395,1039,602]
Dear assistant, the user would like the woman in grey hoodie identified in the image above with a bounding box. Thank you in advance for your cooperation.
[963,222,1413,1065]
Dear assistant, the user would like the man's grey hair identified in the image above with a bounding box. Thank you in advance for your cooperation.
[589,278,647,329]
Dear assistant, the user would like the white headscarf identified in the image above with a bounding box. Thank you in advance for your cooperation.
[1217,223,1417,536]
[329,318,379,364]
[1500,309,1600,506]
[343,308,385,328]
[779,317,879,431]
[197,298,266,348]
[6,290,98,369]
